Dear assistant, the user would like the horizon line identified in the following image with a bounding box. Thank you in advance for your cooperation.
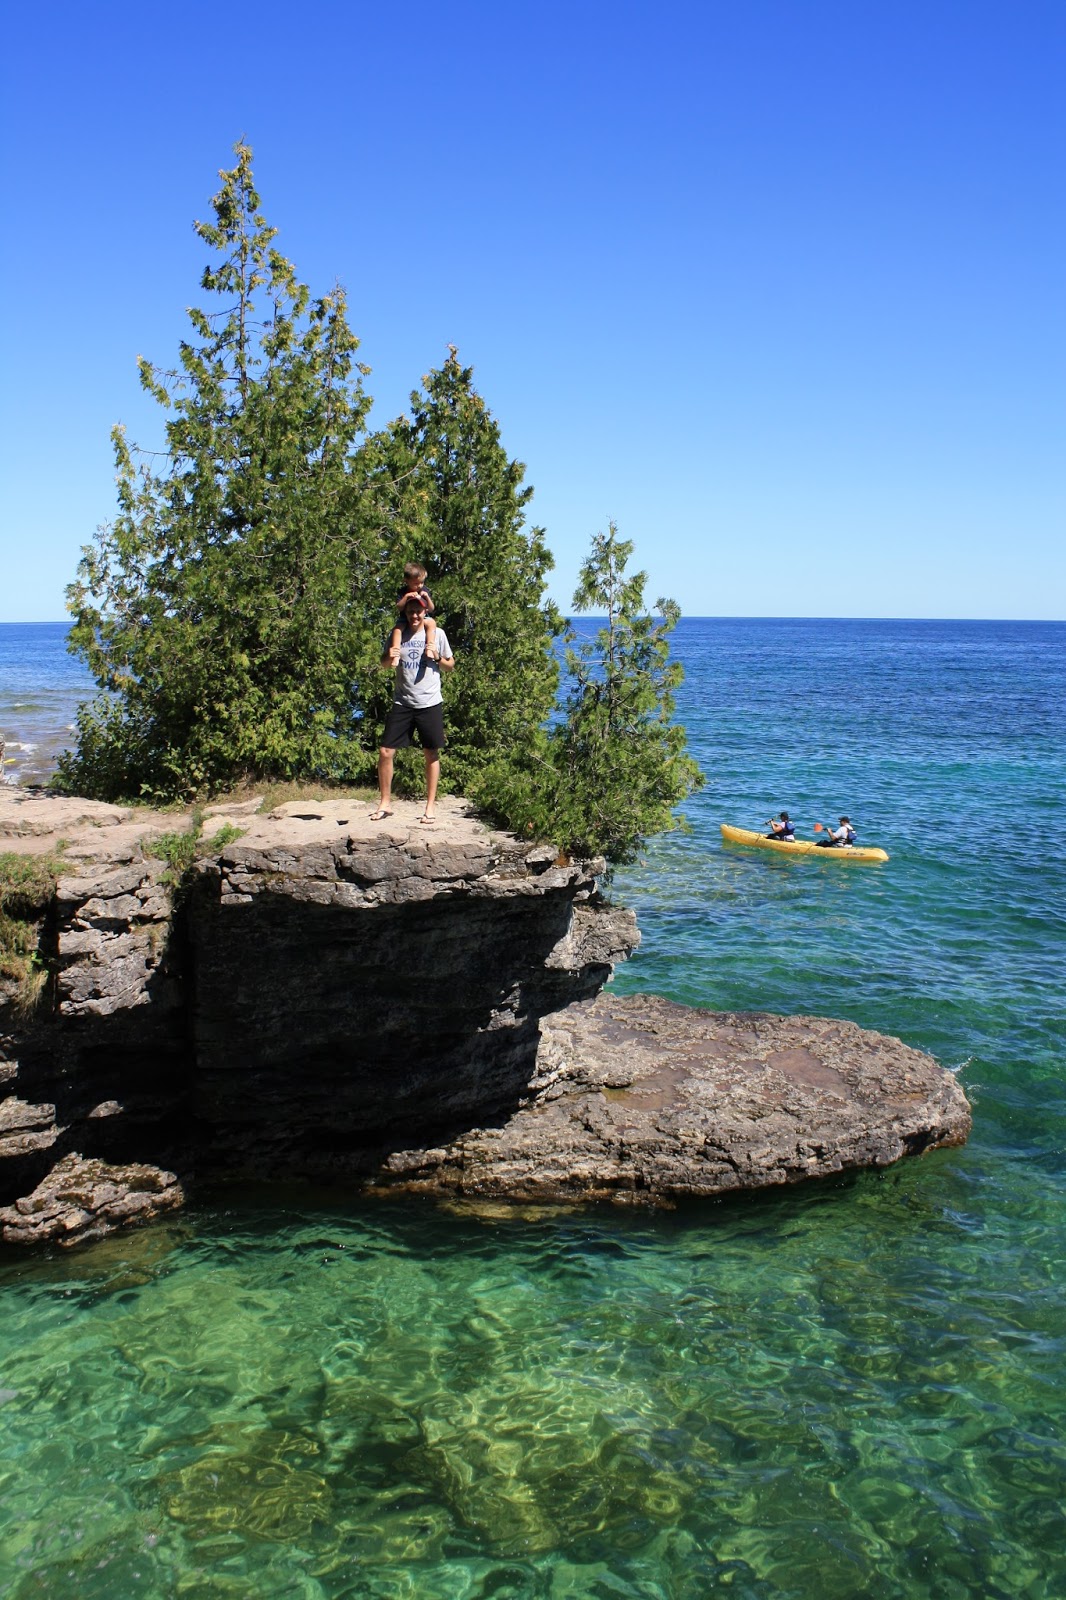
[4,615,1065,628]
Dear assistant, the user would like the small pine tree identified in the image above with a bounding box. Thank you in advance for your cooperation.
[61,142,376,800]
[473,524,703,864]
[556,524,704,860]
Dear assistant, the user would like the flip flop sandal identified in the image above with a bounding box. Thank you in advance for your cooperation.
[368,809,394,821]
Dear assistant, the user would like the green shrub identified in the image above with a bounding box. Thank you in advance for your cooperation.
[206,823,244,851]
[0,851,65,1014]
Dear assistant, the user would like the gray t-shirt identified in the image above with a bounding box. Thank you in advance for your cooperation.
[389,623,452,709]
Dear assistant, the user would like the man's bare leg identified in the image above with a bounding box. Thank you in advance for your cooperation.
[371,747,395,819]
[419,748,439,822]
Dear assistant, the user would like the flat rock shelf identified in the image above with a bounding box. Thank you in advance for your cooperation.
[374,993,971,1205]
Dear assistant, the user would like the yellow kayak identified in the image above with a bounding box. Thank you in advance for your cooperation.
[720,824,889,863]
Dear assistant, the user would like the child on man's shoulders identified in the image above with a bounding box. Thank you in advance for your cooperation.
[389,562,438,659]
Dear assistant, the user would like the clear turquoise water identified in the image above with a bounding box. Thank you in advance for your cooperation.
[1,619,1064,1598]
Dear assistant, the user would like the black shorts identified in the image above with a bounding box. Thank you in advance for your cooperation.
[381,701,446,752]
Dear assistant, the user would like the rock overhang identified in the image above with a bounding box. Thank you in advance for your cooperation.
[0,789,969,1247]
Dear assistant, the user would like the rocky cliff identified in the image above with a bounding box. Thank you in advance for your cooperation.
[0,791,636,1244]
[0,788,970,1247]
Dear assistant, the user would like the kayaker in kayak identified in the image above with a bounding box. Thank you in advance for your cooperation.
[817,816,856,848]
[766,811,796,841]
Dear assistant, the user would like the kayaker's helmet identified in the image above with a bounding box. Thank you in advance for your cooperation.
[780,811,789,820]
[839,815,850,823]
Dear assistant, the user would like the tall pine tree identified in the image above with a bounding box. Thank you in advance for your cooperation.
[363,348,563,793]
[62,142,376,799]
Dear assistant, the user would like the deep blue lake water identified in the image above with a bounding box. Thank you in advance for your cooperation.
[1,618,1064,1598]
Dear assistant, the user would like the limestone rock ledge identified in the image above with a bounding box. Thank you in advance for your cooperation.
[0,1153,184,1248]
[373,993,972,1206]
[187,817,638,1157]
[0,795,640,1244]
[0,792,970,1246]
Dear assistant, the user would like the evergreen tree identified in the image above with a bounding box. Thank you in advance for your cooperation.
[474,524,703,864]
[61,142,377,800]
[556,524,703,860]
[364,349,563,793]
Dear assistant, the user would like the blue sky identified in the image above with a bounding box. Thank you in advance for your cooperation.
[1,1,1062,621]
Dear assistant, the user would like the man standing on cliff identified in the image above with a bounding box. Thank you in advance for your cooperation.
[370,593,455,825]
